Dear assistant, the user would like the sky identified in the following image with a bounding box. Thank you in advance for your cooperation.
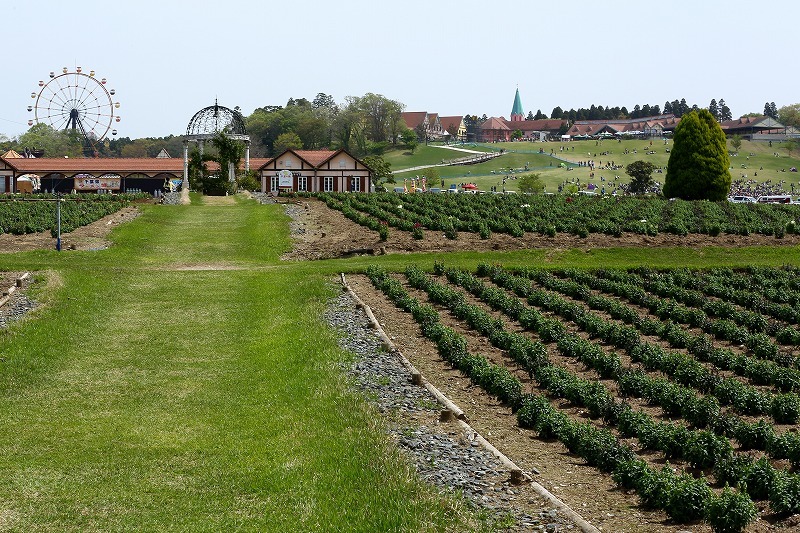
[1,0,797,141]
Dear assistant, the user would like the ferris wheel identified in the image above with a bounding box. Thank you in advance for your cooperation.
[28,66,120,154]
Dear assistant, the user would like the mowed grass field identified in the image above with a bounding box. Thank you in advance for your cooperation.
[0,195,477,532]
[389,139,800,194]
[3,193,800,530]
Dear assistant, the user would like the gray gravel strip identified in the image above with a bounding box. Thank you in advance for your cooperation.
[324,288,574,532]
[0,277,37,329]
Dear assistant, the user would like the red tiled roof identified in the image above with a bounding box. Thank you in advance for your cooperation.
[480,117,510,131]
[401,112,427,129]
[3,157,184,173]
[439,116,464,135]
[293,150,338,167]
[1,156,272,174]
[501,118,567,131]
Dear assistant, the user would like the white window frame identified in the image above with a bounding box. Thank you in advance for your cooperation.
[350,176,360,192]
[323,176,334,192]
[270,176,279,192]
[298,176,308,192]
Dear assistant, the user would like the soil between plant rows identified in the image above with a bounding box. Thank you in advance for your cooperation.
[345,272,800,532]
[278,197,800,261]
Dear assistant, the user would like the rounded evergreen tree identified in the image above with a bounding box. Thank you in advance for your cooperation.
[663,109,731,200]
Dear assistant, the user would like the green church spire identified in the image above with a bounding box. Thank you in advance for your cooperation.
[511,87,524,121]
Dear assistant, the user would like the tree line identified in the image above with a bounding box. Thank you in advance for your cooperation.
[2,95,799,161]
[525,98,737,122]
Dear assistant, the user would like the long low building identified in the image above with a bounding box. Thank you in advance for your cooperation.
[0,148,371,194]
[259,149,372,193]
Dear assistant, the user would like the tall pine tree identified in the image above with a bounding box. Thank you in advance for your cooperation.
[718,99,732,121]
[709,99,719,121]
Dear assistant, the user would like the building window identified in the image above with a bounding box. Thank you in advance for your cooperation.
[270,176,279,192]
[283,160,291,168]
[350,176,360,192]
[323,176,333,192]
[339,160,346,168]
[298,176,308,192]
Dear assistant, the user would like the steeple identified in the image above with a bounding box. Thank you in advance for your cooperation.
[511,87,524,122]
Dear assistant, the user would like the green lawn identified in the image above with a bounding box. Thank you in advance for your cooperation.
[387,139,800,194]
[0,197,474,532]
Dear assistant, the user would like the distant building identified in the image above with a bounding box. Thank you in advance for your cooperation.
[400,112,446,140]
[439,116,467,142]
[258,148,372,193]
[566,115,680,138]
[510,87,524,122]
[719,115,798,141]
[478,89,569,142]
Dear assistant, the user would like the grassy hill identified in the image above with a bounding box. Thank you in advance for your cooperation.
[386,139,800,194]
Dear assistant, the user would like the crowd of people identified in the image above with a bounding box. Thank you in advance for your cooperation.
[728,178,791,198]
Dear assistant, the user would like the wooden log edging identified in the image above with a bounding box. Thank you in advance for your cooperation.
[339,273,600,533]
[0,273,30,309]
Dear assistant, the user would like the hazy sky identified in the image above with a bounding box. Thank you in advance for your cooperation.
[1,0,796,141]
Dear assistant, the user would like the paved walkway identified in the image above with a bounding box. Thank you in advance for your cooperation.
[428,145,485,155]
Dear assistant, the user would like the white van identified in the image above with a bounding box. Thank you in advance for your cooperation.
[728,195,756,203]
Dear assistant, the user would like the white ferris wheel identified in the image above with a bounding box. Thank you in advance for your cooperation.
[28,66,121,154]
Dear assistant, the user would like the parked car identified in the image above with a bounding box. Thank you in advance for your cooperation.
[728,195,757,203]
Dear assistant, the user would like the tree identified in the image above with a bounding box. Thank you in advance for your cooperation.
[625,160,656,194]
[769,102,779,119]
[188,147,219,194]
[785,137,800,156]
[729,134,743,154]
[312,92,338,113]
[534,109,547,120]
[709,99,719,121]
[120,139,152,158]
[663,109,731,201]
[551,106,564,119]
[511,129,523,141]
[246,106,284,156]
[273,131,303,154]
[212,132,245,185]
[354,93,404,143]
[362,155,393,188]
[16,123,83,158]
[331,98,362,153]
[526,111,535,120]
[517,173,545,194]
[778,103,800,129]
[400,128,418,153]
[664,101,674,114]
[718,99,732,121]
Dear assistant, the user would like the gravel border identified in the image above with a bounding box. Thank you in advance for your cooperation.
[324,287,575,532]
[0,275,37,329]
